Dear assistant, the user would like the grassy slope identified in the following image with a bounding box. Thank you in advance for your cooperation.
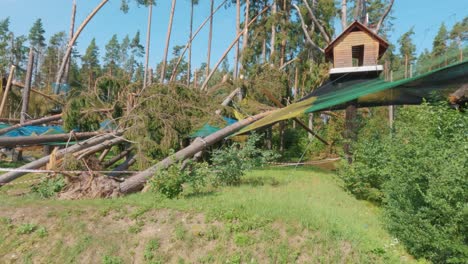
[0,167,414,263]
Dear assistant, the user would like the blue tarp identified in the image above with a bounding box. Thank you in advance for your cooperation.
[191,117,237,138]
[0,124,65,137]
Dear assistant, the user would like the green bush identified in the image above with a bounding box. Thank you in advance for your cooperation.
[211,133,278,186]
[340,103,468,263]
[339,114,391,203]
[31,176,65,199]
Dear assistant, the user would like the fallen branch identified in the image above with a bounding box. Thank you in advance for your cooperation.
[75,137,125,160]
[103,147,134,168]
[0,131,122,185]
[0,132,100,147]
[119,110,272,194]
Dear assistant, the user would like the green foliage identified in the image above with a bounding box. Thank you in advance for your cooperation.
[150,162,187,199]
[340,102,468,263]
[339,113,390,203]
[16,223,38,235]
[211,133,278,186]
[63,95,104,132]
[102,255,124,264]
[31,176,65,199]
[144,239,160,261]
[28,18,46,48]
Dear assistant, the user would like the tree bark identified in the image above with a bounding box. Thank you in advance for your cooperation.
[103,147,134,168]
[341,0,347,31]
[119,111,272,194]
[21,48,34,124]
[160,0,177,84]
[233,0,241,79]
[0,132,121,185]
[374,0,394,33]
[63,0,76,84]
[143,3,153,90]
[344,101,357,164]
[240,0,250,73]
[55,0,109,85]
[0,66,15,117]
[206,0,214,79]
[0,132,99,147]
[75,137,125,160]
[270,0,277,62]
[187,0,194,86]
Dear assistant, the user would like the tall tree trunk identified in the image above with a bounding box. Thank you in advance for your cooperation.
[240,0,250,73]
[341,0,347,31]
[233,0,241,79]
[262,38,267,63]
[344,101,357,164]
[143,2,153,90]
[56,0,109,84]
[187,0,194,86]
[160,0,177,84]
[270,0,277,62]
[20,48,34,124]
[206,0,214,79]
[63,0,76,84]
[0,66,15,117]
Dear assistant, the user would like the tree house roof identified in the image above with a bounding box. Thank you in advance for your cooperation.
[324,21,389,60]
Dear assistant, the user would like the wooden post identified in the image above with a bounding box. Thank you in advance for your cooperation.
[0,65,15,117]
[388,70,394,128]
[344,100,358,164]
[21,47,35,124]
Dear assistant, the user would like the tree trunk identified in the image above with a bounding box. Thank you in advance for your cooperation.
[75,137,125,160]
[270,0,277,62]
[20,48,34,124]
[240,0,250,73]
[187,0,194,86]
[143,3,153,90]
[0,132,99,147]
[233,0,241,79]
[103,147,134,168]
[63,0,77,84]
[0,66,15,117]
[160,0,177,84]
[119,111,272,194]
[56,0,109,84]
[206,0,214,79]
[0,132,121,185]
[344,101,357,164]
[341,0,347,31]
[201,6,269,90]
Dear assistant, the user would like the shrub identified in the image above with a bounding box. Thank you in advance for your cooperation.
[339,114,391,203]
[211,133,278,186]
[340,102,468,263]
[31,176,65,199]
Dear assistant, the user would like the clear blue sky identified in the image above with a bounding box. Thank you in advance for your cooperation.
[1,0,467,69]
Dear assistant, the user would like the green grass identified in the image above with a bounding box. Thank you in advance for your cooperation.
[0,167,416,263]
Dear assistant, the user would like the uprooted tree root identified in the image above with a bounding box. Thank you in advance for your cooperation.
[58,172,121,200]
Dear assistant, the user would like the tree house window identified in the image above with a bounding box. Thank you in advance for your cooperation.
[352,45,364,67]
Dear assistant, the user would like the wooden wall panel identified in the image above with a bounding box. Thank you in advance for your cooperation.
[332,31,380,68]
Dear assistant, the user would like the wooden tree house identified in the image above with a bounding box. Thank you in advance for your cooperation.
[325,21,389,78]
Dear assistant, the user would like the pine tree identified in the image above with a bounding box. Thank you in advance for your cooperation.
[0,18,11,74]
[81,38,101,88]
[104,34,120,75]
[398,28,415,78]
[28,19,46,49]
[41,32,67,85]
[432,23,448,57]
[449,17,467,61]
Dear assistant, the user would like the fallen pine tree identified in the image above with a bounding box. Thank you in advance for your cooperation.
[0,131,123,185]
[0,132,100,147]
